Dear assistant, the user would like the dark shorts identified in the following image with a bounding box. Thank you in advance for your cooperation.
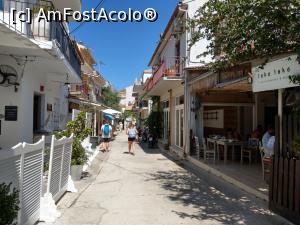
[128,137,136,142]
[102,138,110,143]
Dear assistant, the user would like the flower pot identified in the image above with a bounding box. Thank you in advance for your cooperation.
[70,165,83,181]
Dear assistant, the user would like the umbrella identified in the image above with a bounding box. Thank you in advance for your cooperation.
[104,114,114,121]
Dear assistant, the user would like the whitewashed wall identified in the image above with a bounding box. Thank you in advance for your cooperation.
[0,55,69,148]
[184,0,212,68]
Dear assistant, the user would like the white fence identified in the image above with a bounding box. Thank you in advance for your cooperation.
[0,134,77,224]
[0,137,45,225]
[48,134,74,202]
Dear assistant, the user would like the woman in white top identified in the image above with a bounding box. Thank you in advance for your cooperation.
[126,122,138,155]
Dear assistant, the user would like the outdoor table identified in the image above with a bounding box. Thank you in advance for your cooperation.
[215,139,244,163]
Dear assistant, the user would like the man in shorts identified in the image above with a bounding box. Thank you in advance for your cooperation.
[101,120,113,152]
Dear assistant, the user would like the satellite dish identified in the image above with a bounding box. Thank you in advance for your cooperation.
[0,65,19,87]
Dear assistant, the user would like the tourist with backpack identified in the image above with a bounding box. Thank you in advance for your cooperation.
[100,120,113,152]
[126,122,138,155]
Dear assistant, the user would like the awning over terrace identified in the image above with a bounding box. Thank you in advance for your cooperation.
[189,63,252,94]
[68,98,109,110]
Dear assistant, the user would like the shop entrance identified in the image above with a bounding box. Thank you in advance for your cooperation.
[33,94,43,132]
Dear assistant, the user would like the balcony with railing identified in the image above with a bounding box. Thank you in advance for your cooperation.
[0,0,81,76]
[144,57,183,94]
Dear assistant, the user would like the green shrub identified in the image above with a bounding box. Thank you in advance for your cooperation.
[55,111,91,166]
[145,111,163,138]
[71,138,88,166]
[0,183,19,225]
[292,133,300,159]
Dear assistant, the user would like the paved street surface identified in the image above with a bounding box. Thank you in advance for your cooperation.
[44,132,291,225]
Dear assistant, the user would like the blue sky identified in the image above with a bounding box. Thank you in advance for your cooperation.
[70,0,179,91]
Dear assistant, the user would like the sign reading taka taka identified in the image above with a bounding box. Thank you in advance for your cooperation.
[252,55,300,92]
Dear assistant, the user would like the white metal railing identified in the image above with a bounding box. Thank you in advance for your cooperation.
[0,137,45,225]
[47,134,74,202]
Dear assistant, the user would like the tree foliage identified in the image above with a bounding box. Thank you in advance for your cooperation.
[121,110,134,121]
[102,86,121,110]
[189,0,300,70]
[145,111,163,138]
[0,183,19,225]
[55,111,91,165]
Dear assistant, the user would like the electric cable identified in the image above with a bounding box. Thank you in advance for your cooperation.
[70,0,106,34]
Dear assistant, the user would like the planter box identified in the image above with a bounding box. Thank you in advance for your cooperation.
[70,165,83,181]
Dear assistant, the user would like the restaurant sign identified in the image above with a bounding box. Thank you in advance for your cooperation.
[252,55,300,92]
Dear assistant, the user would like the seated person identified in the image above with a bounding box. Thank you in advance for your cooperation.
[265,136,275,157]
[251,125,263,139]
[262,125,275,157]
[225,128,234,139]
[232,128,241,141]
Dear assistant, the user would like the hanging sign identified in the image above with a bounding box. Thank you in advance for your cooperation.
[252,55,300,92]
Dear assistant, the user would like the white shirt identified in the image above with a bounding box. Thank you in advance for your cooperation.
[101,124,112,138]
[265,136,275,157]
[262,132,271,148]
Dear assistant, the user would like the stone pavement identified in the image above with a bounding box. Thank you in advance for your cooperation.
[41,132,292,225]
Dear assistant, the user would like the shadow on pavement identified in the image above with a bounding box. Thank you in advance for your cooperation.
[145,169,277,225]
[137,142,161,154]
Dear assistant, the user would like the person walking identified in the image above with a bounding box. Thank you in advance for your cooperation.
[100,120,113,152]
[126,122,138,155]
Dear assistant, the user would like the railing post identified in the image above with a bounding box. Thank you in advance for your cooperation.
[47,135,55,194]
[18,148,25,224]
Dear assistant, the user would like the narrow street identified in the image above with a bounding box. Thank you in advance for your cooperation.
[47,132,288,225]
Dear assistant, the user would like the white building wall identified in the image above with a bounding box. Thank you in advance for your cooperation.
[120,85,135,107]
[0,55,68,148]
[161,36,177,68]
[183,0,212,68]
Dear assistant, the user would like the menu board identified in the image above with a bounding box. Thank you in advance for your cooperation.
[5,106,18,121]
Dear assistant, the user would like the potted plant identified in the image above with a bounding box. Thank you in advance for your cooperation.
[0,183,19,225]
[56,111,91,181]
